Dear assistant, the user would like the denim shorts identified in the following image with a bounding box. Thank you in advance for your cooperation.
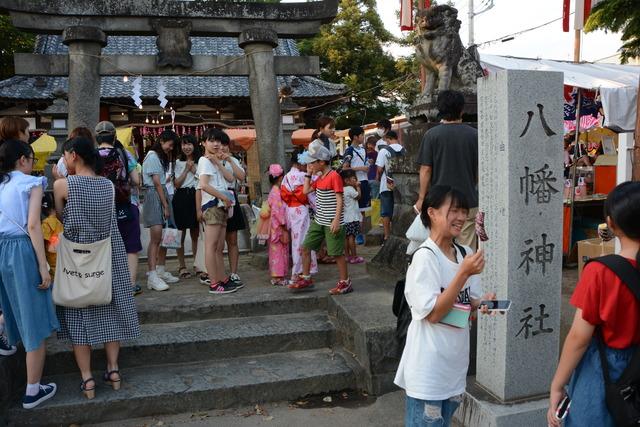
[565,338,635,427]
[369,180,380,199]
[380,190,394,218]
[405,395,461,427]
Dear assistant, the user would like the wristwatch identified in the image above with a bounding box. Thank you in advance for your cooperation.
[305,174,312,179]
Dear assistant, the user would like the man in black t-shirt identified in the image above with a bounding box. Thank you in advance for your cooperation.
[416,90,479,249]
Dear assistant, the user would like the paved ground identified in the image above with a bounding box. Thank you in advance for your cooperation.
[90,390,406,427]
[91,245,580,427]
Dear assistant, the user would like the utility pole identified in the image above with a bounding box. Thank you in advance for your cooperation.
[468,0,494,47]
[468,0,475,46]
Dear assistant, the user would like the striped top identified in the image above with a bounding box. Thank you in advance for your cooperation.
[312,170,344,226]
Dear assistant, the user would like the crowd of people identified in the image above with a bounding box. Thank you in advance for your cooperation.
[0,87,638,427]
[0,111,406,408]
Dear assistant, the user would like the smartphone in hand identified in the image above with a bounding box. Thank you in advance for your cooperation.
[555,395,571,420]
[479,300,512,312]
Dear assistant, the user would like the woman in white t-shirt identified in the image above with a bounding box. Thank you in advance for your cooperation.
[172,134,200,279]
[394,185,492,427]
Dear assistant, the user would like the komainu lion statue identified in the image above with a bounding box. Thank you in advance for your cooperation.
[414,5,484,101]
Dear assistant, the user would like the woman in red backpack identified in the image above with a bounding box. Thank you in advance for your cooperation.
[548,181,640,427]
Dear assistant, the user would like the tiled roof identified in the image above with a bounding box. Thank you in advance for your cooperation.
[0,35,345,101]
[35,35,301,56]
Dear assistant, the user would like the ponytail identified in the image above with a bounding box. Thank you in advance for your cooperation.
[0,139,33,184]
[63,137,103,174]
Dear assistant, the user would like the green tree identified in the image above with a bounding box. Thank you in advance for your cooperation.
[585,0,640,63]
[298,0,408,128]
[0,16,36,80]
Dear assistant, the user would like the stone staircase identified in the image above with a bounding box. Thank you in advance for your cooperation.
[3,262,399,427]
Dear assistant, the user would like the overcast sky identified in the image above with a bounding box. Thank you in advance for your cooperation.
[376,0,624,62]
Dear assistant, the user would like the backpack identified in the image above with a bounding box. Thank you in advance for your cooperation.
[100,147,131,205]
[587,255,640,427]
[392,242,467,355]
[381,145,406,159]
[380,145,406,189]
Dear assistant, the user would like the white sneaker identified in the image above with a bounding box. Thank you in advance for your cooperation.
[159,270,179,284]
[156,267,179,284]
[147,271,170,291]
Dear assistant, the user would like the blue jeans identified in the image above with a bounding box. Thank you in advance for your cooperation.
[405,395,461,427]
[565,338,635,427]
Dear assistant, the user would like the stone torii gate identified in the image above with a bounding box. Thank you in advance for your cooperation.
[1,0,338,195]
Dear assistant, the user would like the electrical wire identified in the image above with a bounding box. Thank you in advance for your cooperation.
[476,12,574,47]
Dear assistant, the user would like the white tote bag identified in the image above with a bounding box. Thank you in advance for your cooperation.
[406,213,430,255]
[193,223,206,273]
[161,221,182,249]
[53,232,113,308]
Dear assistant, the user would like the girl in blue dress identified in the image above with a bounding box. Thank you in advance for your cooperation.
[0,139,59,409]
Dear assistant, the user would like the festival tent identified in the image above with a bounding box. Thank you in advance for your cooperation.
[479,54,640,132]
[292,128,315,147]
[116,127,136,156]
[224,129,256,150]
[31,133,56,172]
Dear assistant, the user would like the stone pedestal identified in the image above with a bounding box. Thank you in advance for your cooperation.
[239,29,286,198]
[62,26,106,132]
[407,92,478,124]
[457,70,564,426]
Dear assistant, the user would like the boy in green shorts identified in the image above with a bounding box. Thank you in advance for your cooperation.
[289,143,353,294]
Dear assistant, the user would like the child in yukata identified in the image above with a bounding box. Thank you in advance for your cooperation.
[267,164,290,286]
[281,150,318,282]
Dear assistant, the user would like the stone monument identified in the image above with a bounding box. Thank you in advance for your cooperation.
[455,70,564,426]
[408,5,483,123]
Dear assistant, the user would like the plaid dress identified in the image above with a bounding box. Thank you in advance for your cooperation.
[56,176,141,345]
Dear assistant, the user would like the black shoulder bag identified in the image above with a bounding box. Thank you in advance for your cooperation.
[393,243,467,355]
[588,255,640,427]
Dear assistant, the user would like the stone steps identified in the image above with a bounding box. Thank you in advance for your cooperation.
[8,349,357,427]
[43,312,335,375]
[135,286,328,324]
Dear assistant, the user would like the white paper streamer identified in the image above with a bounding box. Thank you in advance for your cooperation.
[157,79,168,108]
[132,77,142,108]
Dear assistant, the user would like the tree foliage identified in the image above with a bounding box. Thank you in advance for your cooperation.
[298,0,411,128]
[585,0,640,63]
[0,16,36,81]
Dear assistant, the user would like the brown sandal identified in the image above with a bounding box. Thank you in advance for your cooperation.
[80,377,96,400]
[103,370,121,391]
[178,267,191,279]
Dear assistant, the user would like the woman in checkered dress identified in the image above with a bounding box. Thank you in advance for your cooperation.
[53,137,140,399]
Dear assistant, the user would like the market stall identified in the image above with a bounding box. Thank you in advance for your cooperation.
[480,54,640,261]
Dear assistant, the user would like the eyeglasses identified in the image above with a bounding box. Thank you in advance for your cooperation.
[29,156,38,163]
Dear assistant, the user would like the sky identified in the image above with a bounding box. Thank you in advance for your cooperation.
[376,0,625,62]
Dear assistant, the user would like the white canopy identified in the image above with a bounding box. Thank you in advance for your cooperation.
[480,53,640,131]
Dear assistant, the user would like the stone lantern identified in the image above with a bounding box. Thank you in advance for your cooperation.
[279,84,303,158]
[38,88,69,187]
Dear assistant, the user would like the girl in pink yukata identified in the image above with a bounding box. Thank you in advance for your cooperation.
[281,150,318,282]
[267,164,290,286]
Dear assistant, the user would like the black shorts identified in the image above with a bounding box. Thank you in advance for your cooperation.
[172,187,198,230]
[226,191,247,232]
[358,180,371,210]
[345,221,361,237]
